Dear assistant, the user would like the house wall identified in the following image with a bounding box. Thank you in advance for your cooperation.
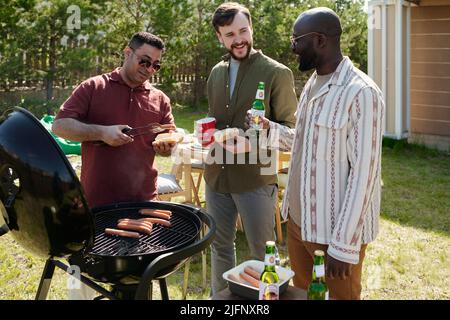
[370,3,408,138]
[410,4,450,148]
[403,5,409,132]
[418,0,450,6]
[369,0,450,151]
[387,5,397,136]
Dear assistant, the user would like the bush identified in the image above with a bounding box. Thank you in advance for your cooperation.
[0,97,63,119]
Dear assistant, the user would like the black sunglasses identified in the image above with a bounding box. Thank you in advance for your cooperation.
[131,49,161,72]
[290,32,324,48]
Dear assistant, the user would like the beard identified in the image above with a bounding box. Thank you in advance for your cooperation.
[297,48,317,72]
[298,55,316,72]
[228,41,252,61]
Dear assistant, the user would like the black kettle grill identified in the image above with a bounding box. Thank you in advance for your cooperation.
[0,107,215,300]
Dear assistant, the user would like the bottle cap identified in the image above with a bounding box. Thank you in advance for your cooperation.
[266,240,275,246]
[314,250,325,257]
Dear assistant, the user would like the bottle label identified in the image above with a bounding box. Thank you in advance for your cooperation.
[264,253,276,266]
[314,264,325,278]
[259,282,279,300]
[255,89,265,100]
[251,109,265,130]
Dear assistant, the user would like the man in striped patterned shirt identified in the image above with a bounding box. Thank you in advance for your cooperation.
[267,8,384,299]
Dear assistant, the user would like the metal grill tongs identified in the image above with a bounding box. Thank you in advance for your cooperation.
[123,123,175,137]
[93,123,176,146]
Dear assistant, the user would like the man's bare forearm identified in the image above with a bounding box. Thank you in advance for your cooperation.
[52,118,105,142]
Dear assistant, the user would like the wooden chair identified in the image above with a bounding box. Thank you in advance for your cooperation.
[156,162,192,204]
[189,159,204,207]
[186,158,208,293]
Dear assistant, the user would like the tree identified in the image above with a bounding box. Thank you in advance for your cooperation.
[0,0,32,91]
[4,0,103,113]
[0,0,369,109]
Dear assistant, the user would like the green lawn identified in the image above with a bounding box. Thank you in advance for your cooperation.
[0,108,449,300]
[172,103,208,133]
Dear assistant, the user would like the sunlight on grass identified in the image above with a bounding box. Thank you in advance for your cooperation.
[362,219,450,300]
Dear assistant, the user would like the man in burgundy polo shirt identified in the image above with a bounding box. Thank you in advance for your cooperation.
[52,32,176,299]
[53,32,176,209]
[54,32,176,299]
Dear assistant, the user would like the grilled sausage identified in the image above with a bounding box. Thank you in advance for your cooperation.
[105,228,140,238]
[239,272,260,288]
[118,218,153,229]
[138,217,171,227]
[229,273,256,288]
[139,208,172,220]
[117,221,153,235]
[244,266,261,280]
[228,274,241,283]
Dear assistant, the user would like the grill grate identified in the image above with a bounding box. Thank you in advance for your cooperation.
[89,208,199,256]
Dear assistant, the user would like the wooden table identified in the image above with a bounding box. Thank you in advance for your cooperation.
[211,285,308,300]
[175,141,209,207]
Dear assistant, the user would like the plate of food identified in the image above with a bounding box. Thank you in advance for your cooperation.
[222,260,295,299]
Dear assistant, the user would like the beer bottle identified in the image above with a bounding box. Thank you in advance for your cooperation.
[251,82,266,131]
[307,250,329,300]
[259,241,280,300]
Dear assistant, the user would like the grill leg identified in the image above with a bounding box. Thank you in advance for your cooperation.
[159,279,169,300]
[182,259,190,299]
[148,282,153,300]
[202,225,208,289]
[35,258,56,300]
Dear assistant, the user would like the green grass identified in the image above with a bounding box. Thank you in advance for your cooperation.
[359,142,450,300]
[172,103,208,133]
[0,112,449,300]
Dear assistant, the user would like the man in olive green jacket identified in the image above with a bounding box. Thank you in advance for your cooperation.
[205,2,297,294]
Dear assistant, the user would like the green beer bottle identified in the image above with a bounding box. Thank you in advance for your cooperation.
[307,250,329,300]
[259,241,280,300]
[251,82,266,131]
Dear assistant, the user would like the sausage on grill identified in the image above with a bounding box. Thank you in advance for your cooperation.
[118,218,153,229]
[139,217,171,227]
[117,221,153,235]
[139,208,172,220]
[105,228,140,238]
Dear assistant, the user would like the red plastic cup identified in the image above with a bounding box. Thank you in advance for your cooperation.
[195,117,216,147]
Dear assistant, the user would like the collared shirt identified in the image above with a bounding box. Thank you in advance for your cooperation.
[205,50,297,193]
[55,68,174,208]
[267,57,385,264]
[288,72,334,228]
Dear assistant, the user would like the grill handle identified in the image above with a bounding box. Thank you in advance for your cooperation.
[0,224,8,236]
[0,202,9,236]
[135,205,216,300]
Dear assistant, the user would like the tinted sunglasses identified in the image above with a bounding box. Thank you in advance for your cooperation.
[131,49,161,72]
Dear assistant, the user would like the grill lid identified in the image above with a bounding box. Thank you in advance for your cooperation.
[0,107,94,257]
